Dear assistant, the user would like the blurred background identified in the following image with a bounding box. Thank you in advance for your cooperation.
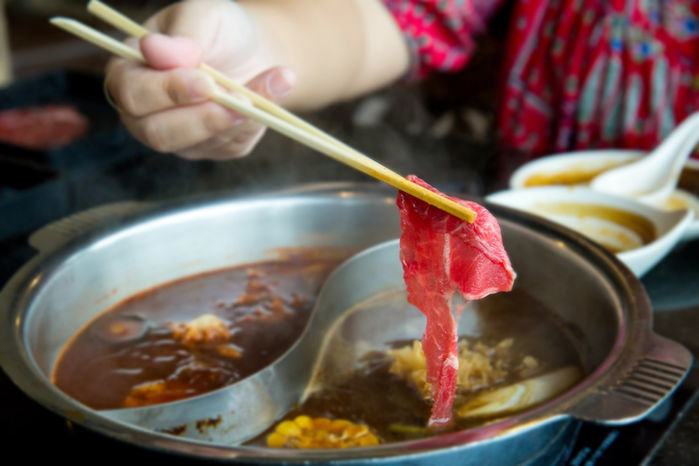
[0,0,514,242]
[6,0,173,79]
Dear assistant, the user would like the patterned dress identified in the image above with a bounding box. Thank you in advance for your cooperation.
[382,0,699,158]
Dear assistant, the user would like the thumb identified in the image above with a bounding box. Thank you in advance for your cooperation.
[140,33,202,70]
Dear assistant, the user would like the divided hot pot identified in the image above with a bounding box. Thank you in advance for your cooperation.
[0,183,691,465]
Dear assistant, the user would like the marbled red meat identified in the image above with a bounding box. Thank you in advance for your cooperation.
[397,175,516,428]
[0,105,89,149]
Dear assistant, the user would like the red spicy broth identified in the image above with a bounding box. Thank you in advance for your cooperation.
[52,253,346,410]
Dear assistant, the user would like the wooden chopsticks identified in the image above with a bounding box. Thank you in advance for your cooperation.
[51,1,477,223]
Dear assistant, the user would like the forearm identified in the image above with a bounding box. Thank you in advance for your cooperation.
[238,0,410,110]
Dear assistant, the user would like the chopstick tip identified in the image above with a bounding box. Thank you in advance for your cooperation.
[453,205,476,223]
[49,17,72,27]
[87,0,103,12]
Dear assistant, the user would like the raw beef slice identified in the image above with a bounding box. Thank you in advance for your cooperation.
[397,175,516,427]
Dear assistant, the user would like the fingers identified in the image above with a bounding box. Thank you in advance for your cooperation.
[177,120,267,160]
[140,34,202,70]
[107,63,216,117]
[128,66,295,159]
[121,101,243,154]
[105,38,294,120]
[112,59,296,159]
[106,34,215,117]
[175,66,295,159]
[246,66,297,104]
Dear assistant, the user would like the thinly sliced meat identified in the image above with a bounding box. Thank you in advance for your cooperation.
[0,105,89,149]
[397,175,516,428]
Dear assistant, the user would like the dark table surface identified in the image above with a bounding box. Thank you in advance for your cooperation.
[1,72,698,465]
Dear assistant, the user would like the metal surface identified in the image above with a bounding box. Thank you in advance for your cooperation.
[0,184,692,464]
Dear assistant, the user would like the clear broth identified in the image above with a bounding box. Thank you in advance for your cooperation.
[250,288,585,444]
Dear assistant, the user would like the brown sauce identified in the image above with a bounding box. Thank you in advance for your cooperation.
[52,256,345,410]
[679,165,699,193]
[523,161,630,187]
[534,202,657,253]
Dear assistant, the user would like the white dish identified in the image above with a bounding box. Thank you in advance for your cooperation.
[508,149,699,241]
[486,186,694,277]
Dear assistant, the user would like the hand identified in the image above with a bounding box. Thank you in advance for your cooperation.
[105,0,295,160]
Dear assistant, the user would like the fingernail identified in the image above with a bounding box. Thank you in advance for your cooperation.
[227,110,247,125]
[267,67,296,98]
[189,74,215,100]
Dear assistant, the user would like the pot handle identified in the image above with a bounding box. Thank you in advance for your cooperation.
[28,201,151,253]
[568,332,693,424]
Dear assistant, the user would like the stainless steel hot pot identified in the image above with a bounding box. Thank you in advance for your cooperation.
[0,183,692,465]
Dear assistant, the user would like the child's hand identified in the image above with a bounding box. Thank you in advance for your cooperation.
[105,0,295,160]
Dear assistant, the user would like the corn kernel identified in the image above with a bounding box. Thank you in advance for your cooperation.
[296,438,313,449]
[313,417,331,430]
[330,419,352,431]
[266,432,287,448]
[348,424,368,437]
[276,420,302,437]
[294,415,313,429]
[358,434,379,446]
[266,416,380,449]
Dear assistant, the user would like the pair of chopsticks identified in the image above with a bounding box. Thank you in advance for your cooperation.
[51,1,476,223]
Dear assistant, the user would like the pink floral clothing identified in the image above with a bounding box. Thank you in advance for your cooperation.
[382,0,699,158]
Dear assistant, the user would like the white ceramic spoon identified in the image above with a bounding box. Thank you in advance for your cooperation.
[486,187,694,276]
[590,112,699,205]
